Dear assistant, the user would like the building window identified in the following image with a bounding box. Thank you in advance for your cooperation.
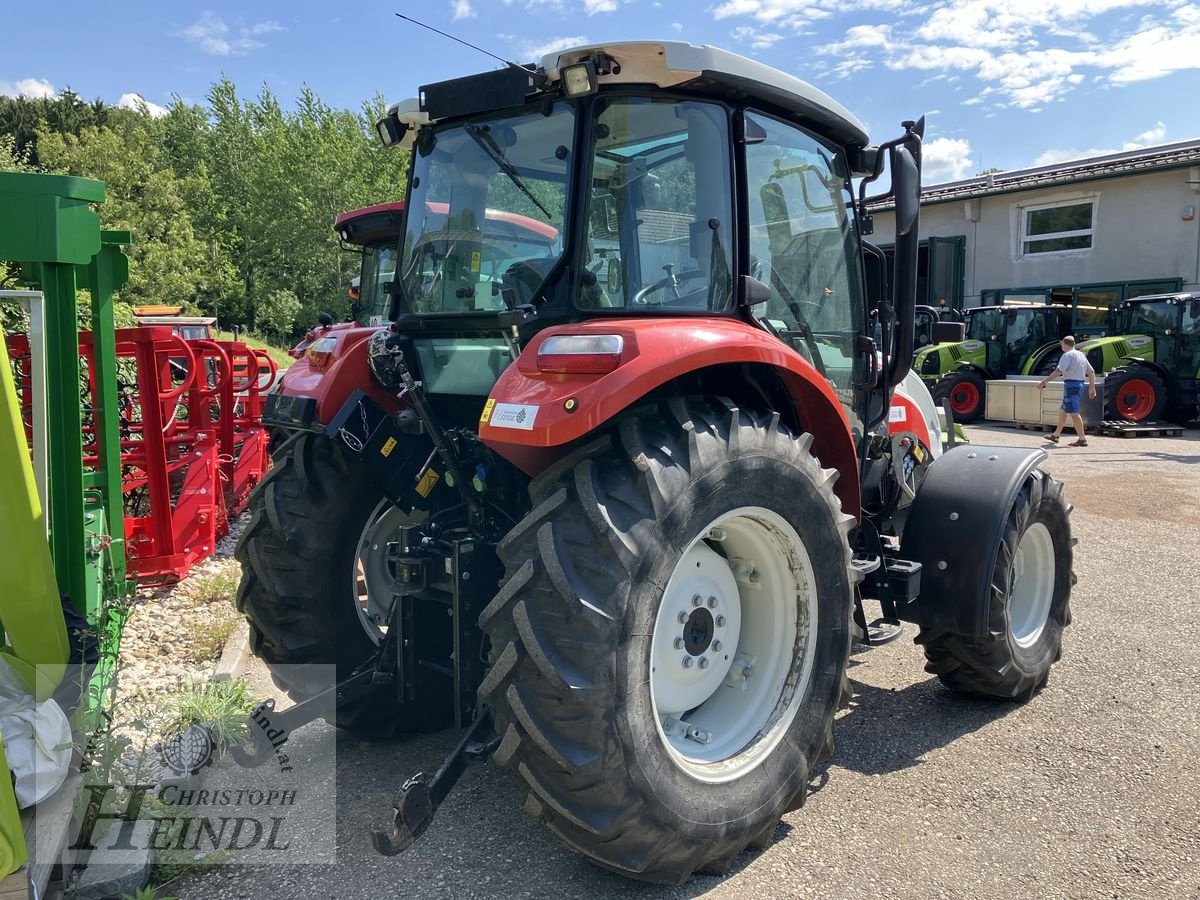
[1021,199,1094,256]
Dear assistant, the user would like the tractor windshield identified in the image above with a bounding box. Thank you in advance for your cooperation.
[398,104,574,314]
[358,242,397,325]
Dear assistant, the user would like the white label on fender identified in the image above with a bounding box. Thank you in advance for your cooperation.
[889,405,907,423]
[489,402,539,430]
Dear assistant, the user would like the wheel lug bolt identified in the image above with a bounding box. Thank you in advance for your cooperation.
[673,637,685,650]
[712,640,722,652]
[707,596,718,608]
[715,615,726,627]
[682,656,694,669]
[698,657,709,670]
[691,594,703,607]
[677,611,689,624]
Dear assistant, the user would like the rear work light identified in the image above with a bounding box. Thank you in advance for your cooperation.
[537,334,624,374]
[306,336,338,368]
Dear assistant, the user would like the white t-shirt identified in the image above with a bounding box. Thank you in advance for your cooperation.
[1057,348,1094,381]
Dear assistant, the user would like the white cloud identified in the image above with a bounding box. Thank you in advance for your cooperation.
[731,25,785,50]
[520,35,590,60]
[452,0,475,20]
[180,12,284,56]
[118,93,169,117]
[583,0,617,11]
[717,0,1200,107]
[922,136,975,182]
[0,77,55,98]
[1032,121,1169,165]
[671,21,684,31]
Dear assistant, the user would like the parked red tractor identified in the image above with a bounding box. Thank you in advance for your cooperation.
[236,41,1074,884]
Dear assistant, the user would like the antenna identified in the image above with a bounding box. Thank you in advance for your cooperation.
[395,13,532,75]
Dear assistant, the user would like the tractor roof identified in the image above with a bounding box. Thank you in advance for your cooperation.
[545,42,867,146]
[1119,292,1199,306]
[407,41,869,148]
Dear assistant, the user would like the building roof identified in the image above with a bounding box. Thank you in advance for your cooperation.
[870,138,1200,211]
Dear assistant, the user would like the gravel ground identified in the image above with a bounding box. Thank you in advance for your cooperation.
[171,423,1200,900]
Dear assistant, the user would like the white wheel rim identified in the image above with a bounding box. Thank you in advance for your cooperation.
[352,500,411,643]
[1009,521,1056,647]
[649,507,818,784]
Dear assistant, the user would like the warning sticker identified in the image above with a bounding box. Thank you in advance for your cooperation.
[479,398,496,423]
[379,436,398,458]
[416,468,440,498]
[488,402,539,431]
[470,251,481,273]
[888,405,907,423]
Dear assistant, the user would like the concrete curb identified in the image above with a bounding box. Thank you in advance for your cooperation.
[212,619,250,682]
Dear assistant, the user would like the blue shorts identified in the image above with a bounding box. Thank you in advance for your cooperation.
[1062,380,1084,414]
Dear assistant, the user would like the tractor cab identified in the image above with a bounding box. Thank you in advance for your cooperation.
[966,304,1069,376]
[1094,293,1200,422]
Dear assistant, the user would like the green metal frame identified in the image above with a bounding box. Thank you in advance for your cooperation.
[0,173,133,712]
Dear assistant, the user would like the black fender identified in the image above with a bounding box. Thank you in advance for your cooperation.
[896,444,1046,637]
[951,362,994,380]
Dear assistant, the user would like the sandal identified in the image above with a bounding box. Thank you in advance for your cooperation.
[1046,434,1059,443]
[1069,438,1088,447]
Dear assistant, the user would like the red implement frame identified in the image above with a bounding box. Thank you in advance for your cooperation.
[4,326,275,584]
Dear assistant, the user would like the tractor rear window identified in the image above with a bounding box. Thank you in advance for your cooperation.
[579,98,733,312]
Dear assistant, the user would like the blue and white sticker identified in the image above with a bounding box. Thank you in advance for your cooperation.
[489,402,539,430]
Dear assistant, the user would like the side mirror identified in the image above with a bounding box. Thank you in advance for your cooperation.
[932,321,965,343]
[891,145,920,237]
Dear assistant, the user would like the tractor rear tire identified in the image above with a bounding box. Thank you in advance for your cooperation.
[236,431,417,736]
[479,399,857,883]
[1104,366,1167,422]
[931,370,986,423]
[915,469,1073,701]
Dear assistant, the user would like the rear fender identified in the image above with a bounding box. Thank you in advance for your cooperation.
[478,318,861,517]
[1020,340,1064,375]
[897,445,1045,637]
[273,326,398,427]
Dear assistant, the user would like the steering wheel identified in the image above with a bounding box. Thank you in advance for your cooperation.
[633,266,706,305]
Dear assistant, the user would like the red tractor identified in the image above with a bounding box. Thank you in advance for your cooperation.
[237,41,1074,884]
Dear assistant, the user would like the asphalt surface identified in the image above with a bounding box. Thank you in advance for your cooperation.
[174,422,1200,900]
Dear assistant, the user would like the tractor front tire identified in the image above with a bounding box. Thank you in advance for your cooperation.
[916,469,1073,701]
[1104,366,1167,422]
[479,399,857,883]
[931,370,986,423]
[236,431,418,735]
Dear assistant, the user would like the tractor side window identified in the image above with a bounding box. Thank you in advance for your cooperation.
[581,98,733,311]
[743,111,862,389]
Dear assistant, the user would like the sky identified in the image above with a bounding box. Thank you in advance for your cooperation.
[3,0,1199,184]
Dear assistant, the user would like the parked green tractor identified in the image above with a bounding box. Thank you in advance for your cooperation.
[1081,293,1200,423]
[920,304,1072,422]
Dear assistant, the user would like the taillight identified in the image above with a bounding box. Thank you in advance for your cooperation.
[536,334,624,374]
[306,337,338,368]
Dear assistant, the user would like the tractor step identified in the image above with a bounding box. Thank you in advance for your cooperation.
[1095,420,1185,438]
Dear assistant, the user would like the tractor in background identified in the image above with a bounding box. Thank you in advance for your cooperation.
[234,40,1074,884]
[921,304,1073,422]
[1082,293,1200,423]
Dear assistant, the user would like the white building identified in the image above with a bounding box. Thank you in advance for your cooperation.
[868,140,1200,329]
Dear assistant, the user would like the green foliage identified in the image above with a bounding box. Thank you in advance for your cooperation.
[161,678,257,752]
[1,81,410,338]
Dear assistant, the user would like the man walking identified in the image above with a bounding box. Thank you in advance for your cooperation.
[1038,336,1097,446]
